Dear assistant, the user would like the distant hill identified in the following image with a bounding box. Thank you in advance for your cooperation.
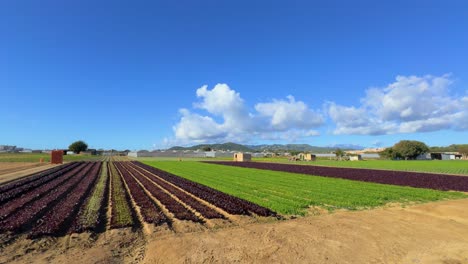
[168,142,364,153]
[429,144,468,152]
[169,142,253,152]
[249,144,363,153]
[326,144,365,151]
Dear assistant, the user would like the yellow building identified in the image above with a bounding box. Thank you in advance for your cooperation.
[233,152,252,162]
[297,153,316,161]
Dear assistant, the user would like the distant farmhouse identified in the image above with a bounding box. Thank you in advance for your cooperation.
[233,152,251,162]
[349,155,363,161]
[0,145,17,152]
[417,152,463,160]
[297,153,316,161]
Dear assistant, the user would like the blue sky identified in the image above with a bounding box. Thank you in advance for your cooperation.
[1,1,467,150]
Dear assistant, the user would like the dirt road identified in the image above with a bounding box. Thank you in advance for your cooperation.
[2,199,468,264]
[144,199,468,264]
[0,163,57,185]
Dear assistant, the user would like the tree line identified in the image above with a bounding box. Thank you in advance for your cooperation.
[380,140,468,160]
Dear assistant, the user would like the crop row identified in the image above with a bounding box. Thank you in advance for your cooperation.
[0,162,95,233]
[0,162,78,193]
[114,162,167,225]
[70,161,110,233]
[0,162,82,204]
[109,161,135,228]
[0,160,280,237]
[133,161,276,217]
[0,163,89,221]
[206,161,468,192]
[29,162,101,238]
[124,163,201,222]
[125,162,225,219]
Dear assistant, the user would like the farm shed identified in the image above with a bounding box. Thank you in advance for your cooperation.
[0,145,16,152]
[297,153,316,161]
[81,149,97,155]
[127,151,155,158]
[429,152,462,160]
[349,155,362,161]
[361,153,380,159]
[51,150,63,164]
[442,153,458,160]
[205,151,235,158]
[233,152,251,162]
[416,153,431,160]
[252,153,265,158]
[205,151,216,158]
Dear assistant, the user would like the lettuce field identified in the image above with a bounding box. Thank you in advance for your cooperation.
[0,159,466,238]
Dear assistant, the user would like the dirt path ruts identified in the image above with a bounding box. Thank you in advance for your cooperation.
[143,198,468,264]
[113,164,149,264]
[0,163,58,185]
[1,197,468,264]
[124,164,193,233]
[0,162,44,175]
[126,162,236,222]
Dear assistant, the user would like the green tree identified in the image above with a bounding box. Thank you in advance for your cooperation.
[334,148,345,160]
[379,147,400,160]
[392,140,429,160]
[459,146,468,159]
[202,146,212,151]
[69,140,88,154]
[290,151,301,156]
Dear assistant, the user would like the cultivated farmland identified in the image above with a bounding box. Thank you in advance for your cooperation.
[207,161,468,192]
[1,158,468,263]
[0,160,276,241]
[254,158,468,175]
[145,161,466,215]
[0,153,104,163]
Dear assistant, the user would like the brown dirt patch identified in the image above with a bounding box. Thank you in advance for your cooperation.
[0,162,44,175]
[1,199,468,263]
[144,199,468,264]
[0,163,57,185]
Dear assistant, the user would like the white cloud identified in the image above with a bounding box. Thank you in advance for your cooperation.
[194,84,253,133]
[255,95,324,130]
[171,84,324,144]
[328,74,468,135]
[173,109,226,142]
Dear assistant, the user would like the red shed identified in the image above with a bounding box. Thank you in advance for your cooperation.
[51,150,63,164]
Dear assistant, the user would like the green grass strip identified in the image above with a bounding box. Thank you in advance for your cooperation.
[109,162,134,227]
[78,161,109,229]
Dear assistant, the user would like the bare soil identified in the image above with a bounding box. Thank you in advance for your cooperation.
[1,199,468,264]
[0,163,56,185]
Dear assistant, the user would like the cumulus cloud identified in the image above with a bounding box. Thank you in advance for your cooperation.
[328,74,468,135]
[194,84,253,133]
[171,84,324,144]
[173,109,226,142]
[255,95,324,130]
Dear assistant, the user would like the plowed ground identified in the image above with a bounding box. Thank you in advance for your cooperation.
[0,199,467,264]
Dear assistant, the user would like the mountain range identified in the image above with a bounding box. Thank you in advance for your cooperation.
[168,142,364,153]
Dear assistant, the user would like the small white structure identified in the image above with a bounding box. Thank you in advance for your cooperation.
[205,151,216,158]
[297,153,316,161]
[349,155,362,161]
[127,151,138,157]
[416,153,431,160]
[233,152,251,162]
